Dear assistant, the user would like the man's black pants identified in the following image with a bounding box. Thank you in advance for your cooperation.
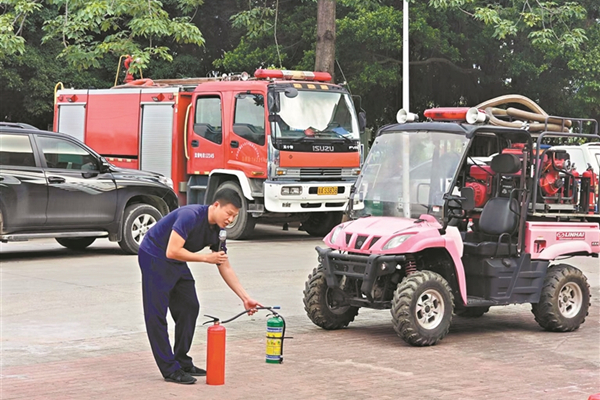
[138,248,200,377]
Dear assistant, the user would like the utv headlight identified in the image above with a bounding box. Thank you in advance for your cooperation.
[383,234,413,250]
[330,225,344,243]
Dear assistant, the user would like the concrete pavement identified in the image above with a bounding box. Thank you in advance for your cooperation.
[1,225,599,399]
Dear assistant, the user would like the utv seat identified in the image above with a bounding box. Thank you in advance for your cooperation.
[463,153,521,257]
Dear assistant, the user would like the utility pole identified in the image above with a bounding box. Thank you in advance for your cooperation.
[401,0,411,218]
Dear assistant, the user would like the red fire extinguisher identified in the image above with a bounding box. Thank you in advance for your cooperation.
[204,315,226,385]
[582,165,598,214]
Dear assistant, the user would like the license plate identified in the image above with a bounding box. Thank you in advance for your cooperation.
[317,186,338,195]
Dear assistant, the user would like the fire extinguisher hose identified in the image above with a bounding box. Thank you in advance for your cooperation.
[202,306,291,359]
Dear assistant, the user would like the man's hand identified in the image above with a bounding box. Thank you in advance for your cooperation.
[244,298,263,315]
[206,251,228,265]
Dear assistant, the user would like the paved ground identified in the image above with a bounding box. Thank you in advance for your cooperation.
[1,224,599,400]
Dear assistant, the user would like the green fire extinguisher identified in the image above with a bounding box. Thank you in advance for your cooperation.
[266,311,287,364]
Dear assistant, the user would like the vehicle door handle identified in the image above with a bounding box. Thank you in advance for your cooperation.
[191,140,199,148]
[0,176,4,181]
[230,141,239,148]
[48,176,66,184]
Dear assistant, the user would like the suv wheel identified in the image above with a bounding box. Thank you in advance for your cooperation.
[391,270,454,346]
[56,237,96,250]
[118,204,162,254]
[303,266,359,329]
[531,264,590,332]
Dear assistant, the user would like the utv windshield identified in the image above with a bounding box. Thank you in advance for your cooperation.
[351,130,469,220]
[272,90,360,140]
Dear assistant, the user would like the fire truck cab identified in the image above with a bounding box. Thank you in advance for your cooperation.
[54,69,363,239]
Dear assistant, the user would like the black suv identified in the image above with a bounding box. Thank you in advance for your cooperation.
[0,125,179,254]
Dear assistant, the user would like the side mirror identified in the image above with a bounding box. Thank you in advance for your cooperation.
[460,187,475,211]
[359,111,367,132]
[268,91,280,113]
[100,161,112,173]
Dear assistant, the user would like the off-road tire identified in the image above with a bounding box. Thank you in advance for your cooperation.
[391,270,454,346]
[118,204,162,254]
[303,266,359,329]
[531,264,590,332]
[56,237,96,250]
[302,212,343,238]
[454,306,490,318]
[214,181,255,240]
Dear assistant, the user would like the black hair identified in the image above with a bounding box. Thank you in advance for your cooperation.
[213,188,242,209]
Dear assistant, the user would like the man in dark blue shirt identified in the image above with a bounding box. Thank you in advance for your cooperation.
[138,188,261,384]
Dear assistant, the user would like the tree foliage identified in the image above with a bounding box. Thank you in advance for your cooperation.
[1,0,205,68]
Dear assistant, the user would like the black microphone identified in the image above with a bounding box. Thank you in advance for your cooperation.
[219,229,227,253]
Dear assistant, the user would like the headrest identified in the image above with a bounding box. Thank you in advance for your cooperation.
[491,153,521,174]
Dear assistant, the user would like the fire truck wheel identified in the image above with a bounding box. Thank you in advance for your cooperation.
[55,237,96,250]
[303,266,359,330]
[531,264,590,332]
[215,181,255,240]
[391,270,454,346]
[118,203,162,254]
[301,212,343,237]
[454,306,490,318]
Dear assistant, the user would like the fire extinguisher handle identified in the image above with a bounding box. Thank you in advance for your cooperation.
[202,314,220,325]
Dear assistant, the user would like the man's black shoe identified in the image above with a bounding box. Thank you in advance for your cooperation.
[183,366,207,377]
[164,369,197,384]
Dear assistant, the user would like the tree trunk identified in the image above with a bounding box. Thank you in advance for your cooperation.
[315,0,336,81]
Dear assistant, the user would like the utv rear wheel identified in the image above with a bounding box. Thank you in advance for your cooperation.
[214,181,255,240]
[303,266,359,330]
[531,264,590,332]
[455,306,490,318]
[391,271,454,346]
[118,204,162,255]
[56,237,96,250]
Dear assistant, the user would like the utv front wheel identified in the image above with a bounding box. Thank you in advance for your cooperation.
[531,264,590,332]
[303,266,359,329]
[391,270,454,346]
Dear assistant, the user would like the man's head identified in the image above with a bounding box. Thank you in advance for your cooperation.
[209,188,242,228]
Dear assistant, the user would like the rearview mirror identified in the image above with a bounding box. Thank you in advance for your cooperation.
[460,187,475,211]
[284,87,298,98]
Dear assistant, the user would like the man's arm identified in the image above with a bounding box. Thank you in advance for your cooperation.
[165,230,227,264]
[216,259,262,314]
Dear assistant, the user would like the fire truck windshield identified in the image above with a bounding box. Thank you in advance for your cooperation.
[272,90,360,141]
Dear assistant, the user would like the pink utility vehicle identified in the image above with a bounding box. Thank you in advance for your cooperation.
[303,102,599,346]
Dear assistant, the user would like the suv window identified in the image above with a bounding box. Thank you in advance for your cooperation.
[233,93,265,145]
[0,134,36,167]
[37,136,98,170]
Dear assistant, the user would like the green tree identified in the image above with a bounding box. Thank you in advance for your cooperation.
[1,0,205,68]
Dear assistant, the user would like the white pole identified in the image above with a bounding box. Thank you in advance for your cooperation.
[403,0,409,112]
[401,0,411,218]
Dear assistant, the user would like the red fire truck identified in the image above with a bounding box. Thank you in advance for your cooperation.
[53,69,363,239]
